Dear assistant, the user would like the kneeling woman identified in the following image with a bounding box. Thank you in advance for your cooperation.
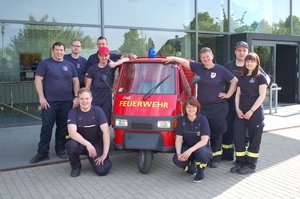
[231,52,268,175]
[173,97,213,182]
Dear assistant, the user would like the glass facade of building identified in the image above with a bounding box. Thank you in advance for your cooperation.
[0,0,299,127]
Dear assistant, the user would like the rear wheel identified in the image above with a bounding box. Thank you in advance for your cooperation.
[138,150,152,174]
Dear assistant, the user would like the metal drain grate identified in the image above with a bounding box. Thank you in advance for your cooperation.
[0,150,135,172]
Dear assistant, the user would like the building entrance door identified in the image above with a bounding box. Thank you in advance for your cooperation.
[276,45,299,103]
[251,41,299,104]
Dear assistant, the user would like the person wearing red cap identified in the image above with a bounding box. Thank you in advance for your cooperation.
[85,47,129,125]
[85,36,137,72]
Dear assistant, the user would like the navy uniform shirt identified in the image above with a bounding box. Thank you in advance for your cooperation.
[67,105,108,143]
[190,61,234,108]
[223,59,243,107]
[175,113,211,147]
[223,59,243,78]
[85,52,122,72]
[237,74,268,112]
[64,54,87,87]
[35,58,78,101]
[86,63,118,90]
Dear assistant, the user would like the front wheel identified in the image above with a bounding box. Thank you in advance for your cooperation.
[138,150,152,174]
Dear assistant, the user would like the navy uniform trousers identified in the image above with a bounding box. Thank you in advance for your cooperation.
[222,95,235,159]
[65,139,112,176]
[201,102,229,163]
[173,145,212,179]
[173,118,212,179]
[233,106,264,169]
[38,100,73,156]
[91,89,112,125]
[65,121,112,176]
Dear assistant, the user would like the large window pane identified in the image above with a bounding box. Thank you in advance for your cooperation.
[292,0,300,36]
[197,0,228,32]
[0,24,100,67]
[0,0,101,25]
[105,29,195,60]
[0,23,100,127]
[104,0,195,30]
[231,0,290,34]
[198,34,228,65]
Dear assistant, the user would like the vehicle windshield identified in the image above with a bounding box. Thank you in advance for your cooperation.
[117,62,176,94]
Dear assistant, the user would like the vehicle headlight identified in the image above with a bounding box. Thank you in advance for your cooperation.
[157,120,171,128]
[115,119,128,127]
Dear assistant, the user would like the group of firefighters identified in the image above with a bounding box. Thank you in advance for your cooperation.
[29,37,268,182]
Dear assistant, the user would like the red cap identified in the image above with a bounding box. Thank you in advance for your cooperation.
[98,47,110,55]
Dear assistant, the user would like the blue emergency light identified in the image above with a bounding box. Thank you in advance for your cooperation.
[148,48,156,58]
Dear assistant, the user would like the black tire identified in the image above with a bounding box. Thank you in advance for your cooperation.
[138,150,152,174]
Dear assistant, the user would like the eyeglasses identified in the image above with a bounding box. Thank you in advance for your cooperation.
[72,45,81,48]
[186,106,197,109]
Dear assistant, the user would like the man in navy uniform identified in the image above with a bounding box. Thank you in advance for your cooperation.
[65,87,112,177]
[85,36,137,72]
[30,42,80,164]
[64,39,87,88]
[86,47,129,125]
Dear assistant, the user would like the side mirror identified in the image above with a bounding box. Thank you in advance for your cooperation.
[191,76,201,85]
[177,75,201,102]
[99,74,112,90]
[99,74,107,82]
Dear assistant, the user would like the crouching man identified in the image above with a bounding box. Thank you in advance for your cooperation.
[65,87,112,177]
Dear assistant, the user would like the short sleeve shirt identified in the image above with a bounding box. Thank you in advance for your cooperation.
[85,52,122,72]
[223,59,243,77]
[64,54,87,86]
[237,74,268,111]
[36,58,78,101]
[86,63,118,90]
[175,114,210,147]
[190,61,234,108]
[67,105,108,142]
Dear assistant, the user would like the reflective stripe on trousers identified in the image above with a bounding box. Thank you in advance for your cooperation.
[222,143,234,149]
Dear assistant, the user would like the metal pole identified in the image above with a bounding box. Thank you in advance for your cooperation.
[269,83,282,114]
[1,24,5,58]
[269,84,273,114]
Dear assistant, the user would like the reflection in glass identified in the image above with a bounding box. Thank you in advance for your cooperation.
[0,0,101,24]
[0,23,100,126]
[231,0,290,34]
[254,45,274,105]
[105,29,195,60]
[104,0,194,30]
[254,46,274,82]
[0,23,98,73]
[197,0,228,32]
[198,33,229,65]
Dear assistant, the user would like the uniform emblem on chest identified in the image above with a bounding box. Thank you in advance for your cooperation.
[211,72,216,79]
[77,64,80,68]
[249,78,255,83]
[63,66,69,71]
[197,131,201,136]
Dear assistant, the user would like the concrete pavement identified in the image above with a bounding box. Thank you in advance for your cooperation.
[0,104,300,198]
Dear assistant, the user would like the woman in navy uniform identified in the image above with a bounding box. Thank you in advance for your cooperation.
[230,52,268,175]
[173,97,213,182]
[165,48,238,168]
